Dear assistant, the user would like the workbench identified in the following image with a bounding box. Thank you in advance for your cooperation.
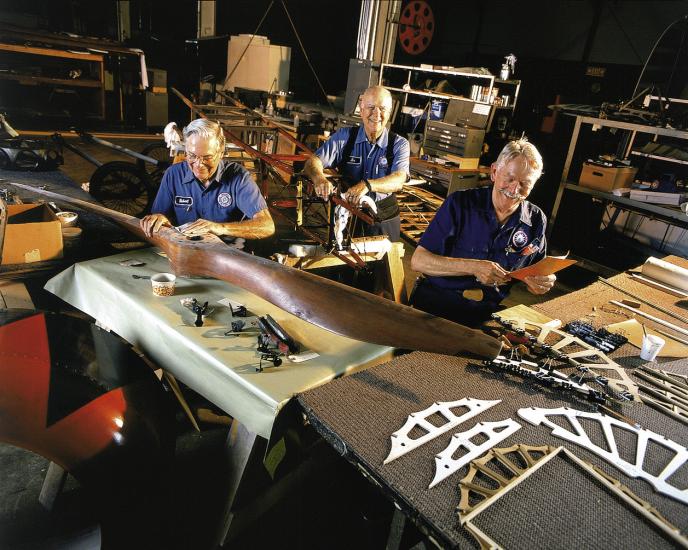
[44,247,394,439]
[298,257,688,548]
[44,244,396,544]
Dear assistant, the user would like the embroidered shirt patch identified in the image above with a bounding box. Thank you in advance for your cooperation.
[217,192,232,207]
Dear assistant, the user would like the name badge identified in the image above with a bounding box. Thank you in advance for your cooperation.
[347,156,361,164]
[175,196,193,206]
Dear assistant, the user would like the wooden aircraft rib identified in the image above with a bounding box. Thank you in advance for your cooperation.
[12,183,502,359]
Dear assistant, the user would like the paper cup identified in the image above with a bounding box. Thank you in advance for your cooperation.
[56,211,78,227]
[640,334,665,361]
[151,273,176,297]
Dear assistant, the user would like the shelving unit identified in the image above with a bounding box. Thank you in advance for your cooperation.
[548,114,688,264]
[379,63,494,108]
[0,42,105,118]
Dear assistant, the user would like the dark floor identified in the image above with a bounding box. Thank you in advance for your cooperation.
[0,133,594,549]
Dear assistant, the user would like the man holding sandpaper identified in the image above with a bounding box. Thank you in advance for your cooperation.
[410,139,556,327]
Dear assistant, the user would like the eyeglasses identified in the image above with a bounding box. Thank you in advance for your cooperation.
[186,151,220,164]
[500,174,536,195]
[362,104,391,115]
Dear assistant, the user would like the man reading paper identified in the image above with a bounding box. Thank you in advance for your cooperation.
[410,139,556,327]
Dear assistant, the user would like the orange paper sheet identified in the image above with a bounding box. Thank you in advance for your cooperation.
[509,255,577,281]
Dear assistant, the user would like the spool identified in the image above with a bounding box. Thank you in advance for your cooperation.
[641,257,688,291]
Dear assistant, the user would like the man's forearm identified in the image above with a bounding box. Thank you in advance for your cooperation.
[411,246,479,277]
[217,210,275,239]
[368,170,406,194]
[303,155,326,180]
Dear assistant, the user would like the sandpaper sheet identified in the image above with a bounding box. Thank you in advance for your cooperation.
[607,318,688,358]
[509,255,577,281]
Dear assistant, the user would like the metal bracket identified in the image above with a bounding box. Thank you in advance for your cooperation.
[430,419,521,488]
[518,406,688,504]
[493,314,640,401]
[483,355,606,402]
[383,398,501,464]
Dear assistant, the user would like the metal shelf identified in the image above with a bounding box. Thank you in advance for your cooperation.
[630,150,688,166]
[549,114,688,257]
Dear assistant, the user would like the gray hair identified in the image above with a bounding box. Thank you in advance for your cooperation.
[361,85,392,104]
[183,118,225,151]
[495,138,543,182]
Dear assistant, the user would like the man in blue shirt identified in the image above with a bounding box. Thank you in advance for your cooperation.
[140,119,275,239]
[303,85,409,242]
[410,139,556,327]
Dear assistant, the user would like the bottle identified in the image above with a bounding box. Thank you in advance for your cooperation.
[266,99,274,116]
[293,114,299,129]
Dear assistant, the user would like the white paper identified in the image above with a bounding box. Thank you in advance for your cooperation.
[287,351,319,363]
[119,258,145,267]
[472,103,491,115]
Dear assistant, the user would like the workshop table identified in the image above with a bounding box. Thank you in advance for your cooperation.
[45,246,396,544]
[44,247,394,439]
[298,257,688,549]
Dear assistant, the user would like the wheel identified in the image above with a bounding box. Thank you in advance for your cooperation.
[0,310,175,548]
[89,161,154,217]
[398,0,435,55]
[137,141,170,176]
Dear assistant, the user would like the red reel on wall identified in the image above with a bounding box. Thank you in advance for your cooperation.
[398,1,435,55]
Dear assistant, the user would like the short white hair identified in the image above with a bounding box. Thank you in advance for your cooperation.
[495,138,543,182]
[361,85,392,105]
[183,118,225,151]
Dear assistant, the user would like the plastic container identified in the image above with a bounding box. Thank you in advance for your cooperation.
[640,334,665,361]
[429,99,448,121]
[151,273,176,297]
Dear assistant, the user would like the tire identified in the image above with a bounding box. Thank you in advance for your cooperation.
[89,161,154,217]
[137,141,170,176]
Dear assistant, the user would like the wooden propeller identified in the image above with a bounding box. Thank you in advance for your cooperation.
[12,183,502,359]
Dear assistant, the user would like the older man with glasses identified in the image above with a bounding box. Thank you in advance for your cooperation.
[409,138,556,327]
[140,118,275,240]
[303,85,409,242]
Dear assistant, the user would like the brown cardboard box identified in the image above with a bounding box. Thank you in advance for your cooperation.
[2,204,63,265]
[579,162,638,191]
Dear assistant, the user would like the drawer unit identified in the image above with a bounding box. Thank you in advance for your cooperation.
[410,158,480,194]
[424,121,484,158]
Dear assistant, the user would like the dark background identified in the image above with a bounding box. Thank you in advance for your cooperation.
[1,0,687,214]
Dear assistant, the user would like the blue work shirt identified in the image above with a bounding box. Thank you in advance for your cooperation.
[419,186,547,306]
[151,160,267,226]
[315,126,410,201]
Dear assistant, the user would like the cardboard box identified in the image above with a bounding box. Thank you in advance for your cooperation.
[2,204,63,265]
[579,163,638,191]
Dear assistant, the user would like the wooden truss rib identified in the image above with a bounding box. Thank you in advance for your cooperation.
[457,443,555,516]
[397,185,442,245]
[518,406,688,505]
[430,419,521,488]
[460,446,688,549]
[383,398,501,464]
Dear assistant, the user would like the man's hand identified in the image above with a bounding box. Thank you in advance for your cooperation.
[472,260,511,287]
[524,274,556,295]
[182,218,222,236]
[140,213,172,237]
[313,175,334,199]
[344,181,369,205]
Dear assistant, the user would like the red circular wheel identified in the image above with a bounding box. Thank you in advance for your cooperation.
[398,1,435,55]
